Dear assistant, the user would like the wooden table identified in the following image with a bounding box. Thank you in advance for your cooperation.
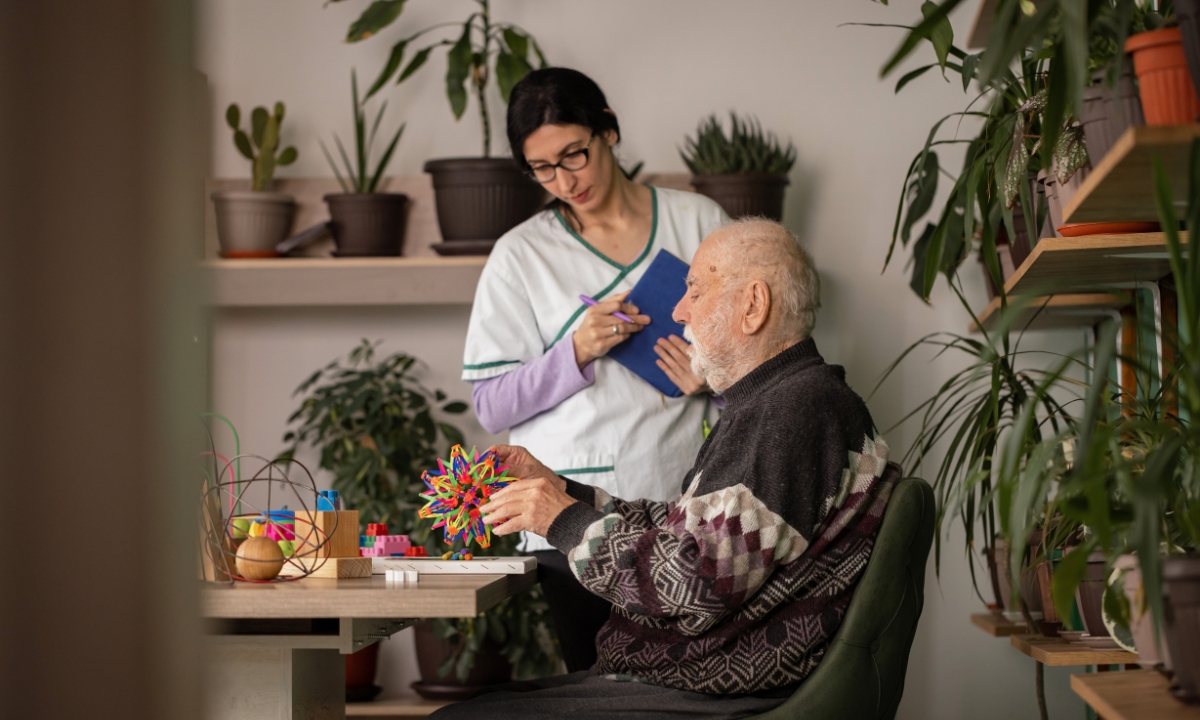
[1072,670,1200,720]
[202,572,537,720]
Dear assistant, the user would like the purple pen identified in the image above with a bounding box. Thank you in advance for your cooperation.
[579,294,635,323]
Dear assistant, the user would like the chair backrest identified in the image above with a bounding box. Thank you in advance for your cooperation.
[751,469,934,720]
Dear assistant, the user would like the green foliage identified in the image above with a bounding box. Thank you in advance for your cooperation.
[320,70,406,194]
[679,113,797,176]
[226,101,298,192]
[338,0,548,157]
[279,339,467,534]
[279,339,559,680]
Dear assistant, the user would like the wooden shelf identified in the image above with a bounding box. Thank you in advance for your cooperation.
[1011,634,1138,666]
[1003,232,1186,296]
[971,612,1032,637]
[203,256,487,307]
[1072,670,1200,720]
[347,695,452,717]
[1064,124,1200,224]
[971,293,1129,333]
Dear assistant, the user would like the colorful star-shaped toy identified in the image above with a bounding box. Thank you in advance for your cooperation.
[419,445,514,548]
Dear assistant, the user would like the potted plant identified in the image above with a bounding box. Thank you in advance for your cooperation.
[320,70,408,257]
[679,113,796,221]
[280,340,558,699]
[212,102,299,258]
[1126,2,1200,125]
[338,0,546,255]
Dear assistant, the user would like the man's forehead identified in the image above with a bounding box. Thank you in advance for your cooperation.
[688,237,726,283]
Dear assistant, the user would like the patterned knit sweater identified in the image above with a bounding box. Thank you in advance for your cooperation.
[545,338,896,695]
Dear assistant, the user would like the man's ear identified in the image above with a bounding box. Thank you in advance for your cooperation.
[741,280,770,335]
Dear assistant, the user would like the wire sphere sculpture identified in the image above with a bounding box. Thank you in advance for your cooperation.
[199,416,339,584]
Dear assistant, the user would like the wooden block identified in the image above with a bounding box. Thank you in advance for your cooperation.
[278,555,372,579]
[294,510,360,559]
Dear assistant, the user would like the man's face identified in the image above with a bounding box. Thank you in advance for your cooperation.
[673,236,739,389]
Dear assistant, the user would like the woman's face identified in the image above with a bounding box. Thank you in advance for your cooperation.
[522,123,618,212]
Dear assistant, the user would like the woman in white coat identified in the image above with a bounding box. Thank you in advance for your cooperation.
[462,67,728,672]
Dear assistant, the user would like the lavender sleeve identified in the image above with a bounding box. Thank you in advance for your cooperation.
[471,335,595,434]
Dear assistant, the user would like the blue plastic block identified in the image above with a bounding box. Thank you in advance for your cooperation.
[317,490,337,512]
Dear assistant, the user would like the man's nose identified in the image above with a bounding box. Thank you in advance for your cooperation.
[673,296,689,325]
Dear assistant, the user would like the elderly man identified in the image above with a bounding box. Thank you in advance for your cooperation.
[433,219,895,720]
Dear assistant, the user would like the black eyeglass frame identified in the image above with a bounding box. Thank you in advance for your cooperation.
[525,133,597,184]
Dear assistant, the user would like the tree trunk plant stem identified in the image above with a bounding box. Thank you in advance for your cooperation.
[476,0,491,158]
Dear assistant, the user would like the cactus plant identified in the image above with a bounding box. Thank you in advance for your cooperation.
[226,102,298,192]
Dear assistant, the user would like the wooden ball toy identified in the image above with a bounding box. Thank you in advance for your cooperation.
[236,536,285,581]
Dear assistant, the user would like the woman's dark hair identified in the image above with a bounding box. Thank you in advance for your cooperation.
[507,67,620,227]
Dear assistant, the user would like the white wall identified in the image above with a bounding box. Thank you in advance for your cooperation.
[198,1,1088,717]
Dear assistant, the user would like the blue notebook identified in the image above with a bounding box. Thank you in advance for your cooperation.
[607,249,691,398]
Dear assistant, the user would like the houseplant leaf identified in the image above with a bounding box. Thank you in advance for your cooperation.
[347,0,407,43]
[445,23,472,119]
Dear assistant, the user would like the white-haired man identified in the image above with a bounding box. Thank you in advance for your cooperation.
[434,219,897,720]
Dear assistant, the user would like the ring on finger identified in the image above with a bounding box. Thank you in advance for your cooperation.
[612,324,620,336]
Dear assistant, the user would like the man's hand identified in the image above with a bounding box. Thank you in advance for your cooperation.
[492,444,563,492]
[485,445,575,536]
[482,476,578,537]
[654,334,710,395]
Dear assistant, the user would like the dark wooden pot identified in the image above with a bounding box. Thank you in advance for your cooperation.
[424,157,545,255]
[325,193,408,257]
[1074,551,1112,638]
[690,172,789,221]
[1164,556,1200,702]
[411,621,512,701]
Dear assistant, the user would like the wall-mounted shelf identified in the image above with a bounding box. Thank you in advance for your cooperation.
[971,612,1031,637]
[971,293,1129,333]
[1064,125,1200,224]
[1071,670,1200,720]
[1003,232,1185,296]
[204,256,488,307]
[1010,634,1137,667]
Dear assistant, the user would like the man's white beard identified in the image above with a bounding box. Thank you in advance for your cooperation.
[683,319,741,394]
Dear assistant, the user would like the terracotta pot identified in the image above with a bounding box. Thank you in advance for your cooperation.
[1164,556,1200,702]
[1126,27,1200,125]
[690,173,789,221]
[411,621,512,701]
[325,193,408,257]
[345,642,381,702]
[1075,551,1112,638]
[1080,68,1146,167]
[1114,555,1172,669]
[424,158,545,256]
[211,191,295,258]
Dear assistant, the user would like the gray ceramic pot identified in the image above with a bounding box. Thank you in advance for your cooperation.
[1164,556,1200,701]
[424,157,544,255]
[1080,69,1146,168]
[324,193,408,257]
[690,173,789,221]
[211,191,295,258]
[1114,555,1172,669]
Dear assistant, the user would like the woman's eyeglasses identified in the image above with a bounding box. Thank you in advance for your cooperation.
[526,134,596,184]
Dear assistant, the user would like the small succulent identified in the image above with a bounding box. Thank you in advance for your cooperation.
[226,102,298,192]
[680,113,797,176]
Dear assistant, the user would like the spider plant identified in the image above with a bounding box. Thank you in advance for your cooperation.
[320,70,405,194]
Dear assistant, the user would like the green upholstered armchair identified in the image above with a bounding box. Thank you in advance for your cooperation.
[751,470,934,720]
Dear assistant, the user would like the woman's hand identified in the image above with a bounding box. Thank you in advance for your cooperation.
[654,335,710,396]
[572,291,650,368]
